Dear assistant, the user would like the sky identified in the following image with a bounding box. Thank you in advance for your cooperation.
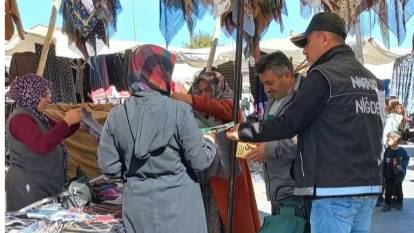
[16,0,414,49]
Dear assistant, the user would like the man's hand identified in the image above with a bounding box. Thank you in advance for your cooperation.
[245,143,266,162]
[226,123,240,141]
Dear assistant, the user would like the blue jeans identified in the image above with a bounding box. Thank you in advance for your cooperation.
[310,197,377,233]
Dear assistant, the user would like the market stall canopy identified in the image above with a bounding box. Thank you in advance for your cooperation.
[171,38,406,67]
[5,25,140,59]
[7,25,405,66]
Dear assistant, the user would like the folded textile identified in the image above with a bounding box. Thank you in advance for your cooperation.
[45,104,115,179]
[80,107,103,141]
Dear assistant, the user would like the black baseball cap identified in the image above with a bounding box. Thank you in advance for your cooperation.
[290,12,347,48]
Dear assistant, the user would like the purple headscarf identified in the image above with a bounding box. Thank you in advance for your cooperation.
[10,73,52,126]
[10,73,69,179]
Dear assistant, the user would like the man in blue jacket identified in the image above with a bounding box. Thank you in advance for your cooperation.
[228,12,385,233]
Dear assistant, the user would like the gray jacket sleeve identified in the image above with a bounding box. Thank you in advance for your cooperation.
[177,104,216,172]
[97,112,122,177]
[265,139,297,160]
[239,72,329,142]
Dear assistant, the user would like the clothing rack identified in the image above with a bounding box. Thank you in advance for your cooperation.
[71,59,87,103]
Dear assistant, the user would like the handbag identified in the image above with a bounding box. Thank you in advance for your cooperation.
[259,206,306,233]
[259,185,307,233]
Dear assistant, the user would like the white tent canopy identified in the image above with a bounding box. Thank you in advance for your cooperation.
[6,25,410,82]
[5,25,141,58]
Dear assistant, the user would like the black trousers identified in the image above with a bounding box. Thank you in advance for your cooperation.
[384,180,403,205]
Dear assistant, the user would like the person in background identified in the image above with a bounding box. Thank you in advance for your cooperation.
[173,70,261,233]
[383,100,406,144]
[97,45,216,233]
[384,96,398,114]
[6,74,81,211]
[382,131,409,212]
[227,12,384,233]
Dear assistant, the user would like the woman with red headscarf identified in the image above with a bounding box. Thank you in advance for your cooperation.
[97,45,216,233]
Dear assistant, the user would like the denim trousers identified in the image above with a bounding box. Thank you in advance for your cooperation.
[310,196,377,233]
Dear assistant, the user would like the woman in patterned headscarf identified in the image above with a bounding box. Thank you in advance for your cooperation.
[6,74,81,211]
[97,44,216,233]
[173,70,234,127]
[173,70,261,233]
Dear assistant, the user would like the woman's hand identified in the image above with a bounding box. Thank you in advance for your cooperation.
[203,133,215,144]
[172,92,193,105]
[63,108,82,126]
[226,124,240,141]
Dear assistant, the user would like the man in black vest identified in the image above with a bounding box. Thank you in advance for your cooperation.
[228,12,385,233]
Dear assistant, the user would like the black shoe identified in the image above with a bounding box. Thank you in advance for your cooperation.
[382,205,391,212]
[394,203,403,211]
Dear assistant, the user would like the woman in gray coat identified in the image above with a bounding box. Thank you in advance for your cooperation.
[97,45,216,233]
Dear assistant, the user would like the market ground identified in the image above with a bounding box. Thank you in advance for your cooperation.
[253,156,414,233]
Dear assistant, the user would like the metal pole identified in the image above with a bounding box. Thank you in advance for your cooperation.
[355,21,364,64]
[226,0,244,232]
[206,18,221,72]
[132,0,137,41]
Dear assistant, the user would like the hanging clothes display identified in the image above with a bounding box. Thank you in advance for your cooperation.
[60,0,122,59]
[5,0,24,40]
[390,54,414,114]
[321,0,370,32]
[221,0,287,39]
[210,0,231,17]
[35,44,77,104]
[89,54,126,91]
[371,0,414,47]
[105,53,126,91]
[8,52,37,83]
[251,65,267,120]
[89,55,110,91]
[159,0,208,45]
[122,49,133,90]
[71,59,87,103]
[71,61,93,103]
[300,0,324,18]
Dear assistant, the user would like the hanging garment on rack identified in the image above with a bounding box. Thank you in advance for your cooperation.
[8,52,37,83]
[322,0,365,32]
[60,0,122,58]
[371,0,414,47]
[35,44,77,104]
[248,64,267,120]
[221,0,287,35]
[89,55,110,91]
[72,62,93,103]
[390,54,414,114]
[159,0,208,45]
[71,59,89,103]
[105,54,126,91]
[5,0,24,40]
[300,0,323,18]
[211,0,231,17]
[122,49,133,91]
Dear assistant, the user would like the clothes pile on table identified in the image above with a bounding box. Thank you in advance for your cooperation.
[5,176,124,233]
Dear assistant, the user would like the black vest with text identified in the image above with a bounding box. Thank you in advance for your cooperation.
[294,45,385,197]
